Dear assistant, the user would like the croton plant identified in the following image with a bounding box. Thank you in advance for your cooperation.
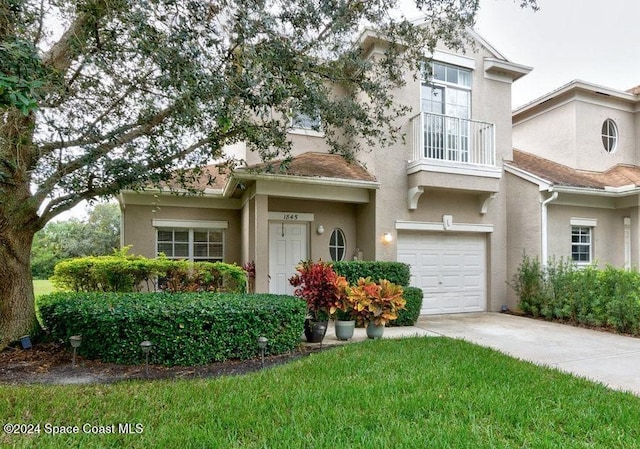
[347,277,406,327]
[289,261,405,326]
[289,260,347,321]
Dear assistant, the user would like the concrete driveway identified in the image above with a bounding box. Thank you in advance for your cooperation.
[416,313,640,396]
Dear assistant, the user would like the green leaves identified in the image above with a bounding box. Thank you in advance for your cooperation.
[37,292,306,365]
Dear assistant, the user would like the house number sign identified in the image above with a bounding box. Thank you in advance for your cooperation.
[268,212,314,222]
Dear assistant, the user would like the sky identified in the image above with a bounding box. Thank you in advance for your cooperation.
[473,0,640,108]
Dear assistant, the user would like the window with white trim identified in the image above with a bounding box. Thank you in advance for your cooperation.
[329,228,346,261]
[601,119,618,153]
[421,62,472,162]
[292,112,321,131]
[571,226,592,264]
[157,228,224,262]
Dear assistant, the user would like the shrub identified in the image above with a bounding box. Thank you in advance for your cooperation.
[37,292,306,366]
[159,260,247,293]
[510,254,640,336]
[51,251,246,293]
[289,260,347,321]
[388,286,423,326]
[332,261,411,287]
[347,277,405,327]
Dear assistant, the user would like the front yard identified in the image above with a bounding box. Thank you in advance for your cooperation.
[2,337,639,448]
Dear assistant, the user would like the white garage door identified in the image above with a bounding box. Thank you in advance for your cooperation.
[397,232,486,315]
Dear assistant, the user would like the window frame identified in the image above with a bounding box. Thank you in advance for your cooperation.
[329,228,347,262]
[601,118,618,153]
[156,227,225,263]
[571,226,592,265]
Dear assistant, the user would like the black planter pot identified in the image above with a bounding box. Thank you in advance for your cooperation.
[304,319,328,343]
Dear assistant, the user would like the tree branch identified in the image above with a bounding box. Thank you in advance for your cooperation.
[34,103,177,204]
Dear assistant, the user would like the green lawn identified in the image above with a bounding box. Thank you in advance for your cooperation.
[32,280,55,298]
[1,337,639,448]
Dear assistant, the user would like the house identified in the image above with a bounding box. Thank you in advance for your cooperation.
[119,27,531,315]
[506,81,640,295]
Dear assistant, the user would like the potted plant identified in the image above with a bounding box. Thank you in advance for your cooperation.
[330,277,356,341]
[289,260,346,343]
[347,277,406,339]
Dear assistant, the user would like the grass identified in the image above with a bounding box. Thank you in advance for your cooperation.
[32,280,55,298]
[2,337,639,448]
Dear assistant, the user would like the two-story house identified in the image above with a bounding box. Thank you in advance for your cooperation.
[119,27,531,315]
[506,81,640,301]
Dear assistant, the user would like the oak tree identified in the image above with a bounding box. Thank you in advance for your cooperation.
[0,0,536,347]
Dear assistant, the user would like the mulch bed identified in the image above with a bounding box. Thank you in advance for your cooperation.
[0,341,327,385]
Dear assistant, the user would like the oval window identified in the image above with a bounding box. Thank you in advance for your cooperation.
[329,228,346,261]
[601,119,618,153]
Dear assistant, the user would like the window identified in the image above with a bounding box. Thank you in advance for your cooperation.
[601,119,618,153]
[421,62,472,162]
[571,226,592,264]
[292,112,321,131]
[329,228,346,261]
[157,228,224,262]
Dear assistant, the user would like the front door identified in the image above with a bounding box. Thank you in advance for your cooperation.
[269,222,308,294]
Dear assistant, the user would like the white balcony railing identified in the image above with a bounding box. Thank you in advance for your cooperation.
[411,112,496,166]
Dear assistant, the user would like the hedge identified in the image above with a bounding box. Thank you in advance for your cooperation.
[387,286,423,327]
[37,292,306,366]
[51,253,247,294]
[332,261,411,287]
[510,255,640,335]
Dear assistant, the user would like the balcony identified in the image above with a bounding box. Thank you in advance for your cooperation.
[407,112,501,211]
[410,112,496,166]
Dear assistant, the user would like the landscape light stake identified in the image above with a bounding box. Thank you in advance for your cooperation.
[257,337,268,369]
[69,335,82,369]
[140,341,153,376]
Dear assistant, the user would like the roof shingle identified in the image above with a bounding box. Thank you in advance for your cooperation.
[509,150,640,189]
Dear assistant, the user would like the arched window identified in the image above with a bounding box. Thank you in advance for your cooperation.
[329,228,346,261]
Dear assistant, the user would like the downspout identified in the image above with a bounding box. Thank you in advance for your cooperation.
[541,189,558,266]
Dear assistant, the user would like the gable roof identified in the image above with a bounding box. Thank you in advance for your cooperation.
[240,152,376,183]
[506,150,640,191]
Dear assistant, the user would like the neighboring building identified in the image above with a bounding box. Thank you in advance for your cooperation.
[119,27,531,315]
[506,81,640,306]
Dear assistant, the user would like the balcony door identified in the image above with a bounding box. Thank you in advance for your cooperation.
[421,62,471,163]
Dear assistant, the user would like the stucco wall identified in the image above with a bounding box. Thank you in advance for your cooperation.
[268,197,358,262]
[573,99,637,170]
[547,204,631,267]
[513,92,639,171]
[505,172,543,309]
[513,100,577,165]
[122,203,242,264]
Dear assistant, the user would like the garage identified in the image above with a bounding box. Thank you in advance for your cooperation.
[397,232,487,315]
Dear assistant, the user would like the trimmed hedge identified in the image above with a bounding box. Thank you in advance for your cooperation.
[37,292,306,366]
[51,253,247,293]
[332,261,411,287]
[387,286,423,327]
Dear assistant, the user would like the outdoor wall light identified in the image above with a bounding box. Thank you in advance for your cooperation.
[140,340,153,376]
[257,336,268,369]
[317,225,324,235]
[20,335,32,350]
[382,232,393,244]
[69,335,82,369]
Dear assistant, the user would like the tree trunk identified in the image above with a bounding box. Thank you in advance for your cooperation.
[0,223,37,350]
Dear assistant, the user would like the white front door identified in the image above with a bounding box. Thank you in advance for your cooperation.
[269,222,308,294]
